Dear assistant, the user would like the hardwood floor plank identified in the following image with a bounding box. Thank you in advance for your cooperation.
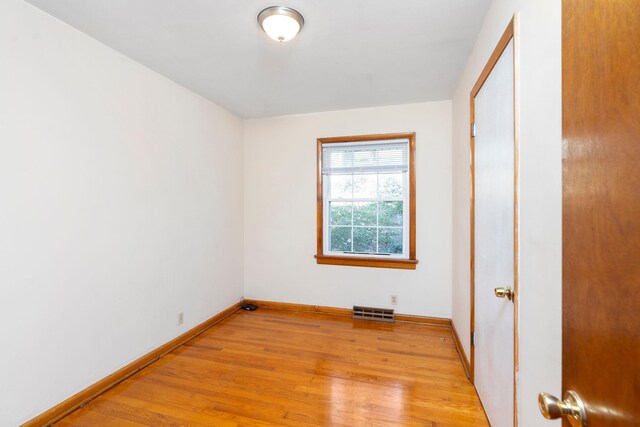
[55,410,146,427]
[55,308,488,426]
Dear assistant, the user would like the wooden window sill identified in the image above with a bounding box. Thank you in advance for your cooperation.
[315,255,418,270]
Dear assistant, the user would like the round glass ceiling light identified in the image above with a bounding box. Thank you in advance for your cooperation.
[257,6,304,43]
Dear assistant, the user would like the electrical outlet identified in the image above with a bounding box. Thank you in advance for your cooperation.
[391,295,398,305]
[177,312,184,326]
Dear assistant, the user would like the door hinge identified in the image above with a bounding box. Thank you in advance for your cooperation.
[471,331,476,346]
[471,122,476,137]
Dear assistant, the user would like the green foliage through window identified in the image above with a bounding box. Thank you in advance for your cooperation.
[327,172,404,255]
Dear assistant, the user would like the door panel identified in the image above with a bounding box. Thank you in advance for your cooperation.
[474,39,515,427]
[562,0,640,425]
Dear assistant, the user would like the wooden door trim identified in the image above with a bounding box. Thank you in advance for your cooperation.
[469,14,520,426]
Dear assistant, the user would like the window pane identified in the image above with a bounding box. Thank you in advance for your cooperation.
[353,227,377,253]
[379,201,403,226]
[329,174,352,199]
[353,202,376,226]
[330,226,352,252]
[379,228,403,254]
[352,174,377,199]
[378,173,403,198]
[329,202,352,225]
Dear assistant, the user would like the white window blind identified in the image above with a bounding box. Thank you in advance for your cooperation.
[321,139,408,175]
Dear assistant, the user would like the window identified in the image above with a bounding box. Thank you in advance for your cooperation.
[316,133,417,269]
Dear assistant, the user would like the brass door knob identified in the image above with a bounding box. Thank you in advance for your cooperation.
[538,391,587,426]
[494,287,514,301]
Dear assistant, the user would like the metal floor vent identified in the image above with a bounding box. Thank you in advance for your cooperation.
[352,306,395,323]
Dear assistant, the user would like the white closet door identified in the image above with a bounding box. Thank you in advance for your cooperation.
[474,39,515,427]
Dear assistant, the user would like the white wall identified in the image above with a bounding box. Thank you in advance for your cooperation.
[451,0,562,425]
[244,102,452,318]
[0,1,243,425]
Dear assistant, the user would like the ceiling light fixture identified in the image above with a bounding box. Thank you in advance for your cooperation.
[257,6,304,43]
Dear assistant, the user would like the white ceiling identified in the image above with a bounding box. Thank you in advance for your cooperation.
[24,0,491,118]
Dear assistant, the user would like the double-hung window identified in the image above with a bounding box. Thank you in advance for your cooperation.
[316,133,417,269]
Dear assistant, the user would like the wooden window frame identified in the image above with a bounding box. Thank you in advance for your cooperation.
[315,132,418,269]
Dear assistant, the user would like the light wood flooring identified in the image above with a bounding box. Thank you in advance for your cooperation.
[56,308,489,426]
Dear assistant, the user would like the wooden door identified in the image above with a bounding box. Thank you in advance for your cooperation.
[471,19,518,427]
[559,0,640,425]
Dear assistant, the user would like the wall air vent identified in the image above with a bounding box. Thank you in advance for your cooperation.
[352,306,395,323]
